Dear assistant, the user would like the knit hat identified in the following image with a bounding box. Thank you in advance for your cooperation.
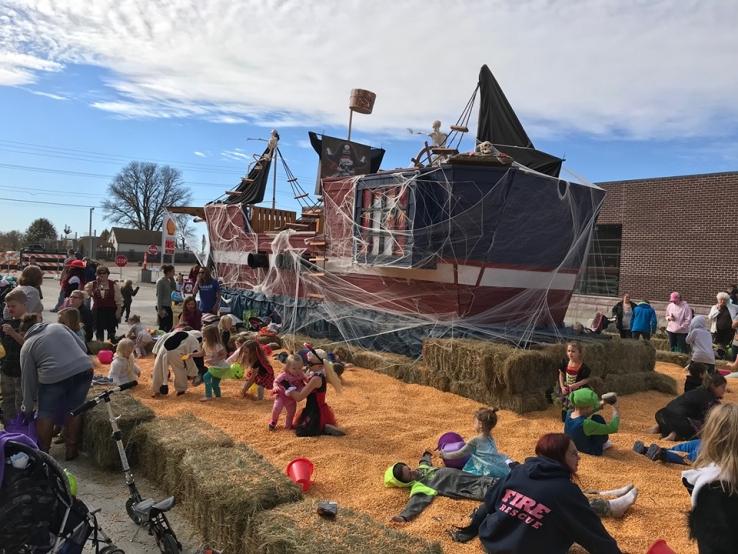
[569,388,600,409]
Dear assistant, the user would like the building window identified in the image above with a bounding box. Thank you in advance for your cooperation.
[575,224,622,296]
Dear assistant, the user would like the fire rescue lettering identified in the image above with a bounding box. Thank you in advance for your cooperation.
[498,489,551,529]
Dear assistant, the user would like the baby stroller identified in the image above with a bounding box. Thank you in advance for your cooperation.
[0,432,122,553]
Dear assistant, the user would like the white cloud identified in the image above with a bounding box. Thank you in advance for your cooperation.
[193,151,206,158]
[27,89,67,100]
[1,1,738,139]
[221,149,252,161]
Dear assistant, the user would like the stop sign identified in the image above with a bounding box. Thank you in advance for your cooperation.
[115,254,128,267]
[147,244,159,256]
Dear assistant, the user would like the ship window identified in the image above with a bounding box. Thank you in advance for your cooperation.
[357,185,410,263]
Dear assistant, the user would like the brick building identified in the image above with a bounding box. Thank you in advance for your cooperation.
[575,171,738,306]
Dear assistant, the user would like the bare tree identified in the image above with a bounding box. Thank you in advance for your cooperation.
[174,214,196,250]
[0,230,24,251]
[102,162,192,230]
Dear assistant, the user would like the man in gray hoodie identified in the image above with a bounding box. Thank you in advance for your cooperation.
[20,322,92,457]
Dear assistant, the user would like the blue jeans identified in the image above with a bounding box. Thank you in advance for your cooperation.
[665,439,701,464]
[667,331,687,353]
[37,369,93,422]
[203,372,221,398]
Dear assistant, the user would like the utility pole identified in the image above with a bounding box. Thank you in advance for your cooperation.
[88,207,94,257]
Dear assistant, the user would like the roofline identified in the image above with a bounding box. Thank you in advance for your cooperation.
[597,170,738,186]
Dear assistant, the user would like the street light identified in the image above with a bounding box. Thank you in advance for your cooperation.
[88,207,94,257]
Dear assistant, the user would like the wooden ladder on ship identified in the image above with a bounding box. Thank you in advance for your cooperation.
[305,235,327,300]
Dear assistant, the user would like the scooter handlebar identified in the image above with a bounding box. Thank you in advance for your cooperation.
[70,381,138,416]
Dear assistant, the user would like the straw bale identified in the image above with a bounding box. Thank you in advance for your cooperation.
[127,412,233,495]
[650,337,669,351]
[81,390,155,469]
[257,334,282,347]
[87,340,115,355]
[602,374,650,396]
[655,350,689,367]
[179,445,302,554]
[247,500,442,554]
[646,371,678,395]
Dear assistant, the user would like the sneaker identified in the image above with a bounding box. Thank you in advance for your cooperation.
[268,423,276,431]
[200,396,213,402]
[176,390,186,396]
[192,375,203,386]
[646,443,665,462]
[632,441,647,455]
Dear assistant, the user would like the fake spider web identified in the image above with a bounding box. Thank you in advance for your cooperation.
[204,162,605,357]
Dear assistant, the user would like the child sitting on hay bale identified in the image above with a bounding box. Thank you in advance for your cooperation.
[108,338,140,386]
[564,389,620,456]
[385,450,498,523]
[555,341,592,421]
[440,407,512,478]
[647,373,726,441]
[269,354,306,431]
[151,329,201,397]
[287,348,344,437]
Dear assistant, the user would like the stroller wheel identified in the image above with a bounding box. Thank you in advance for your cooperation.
[126,497,143,525]
[99,546,125,554]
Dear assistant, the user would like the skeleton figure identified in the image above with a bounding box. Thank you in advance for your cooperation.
[337,144,355,176]
[429,120,448,147]
[477,141,495,155]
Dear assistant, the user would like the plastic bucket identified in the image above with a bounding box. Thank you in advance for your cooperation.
[437,432,464,451]
[286,457,315,492]
[97,350,113,364]
[442,441,471,469]
[647,540,676,554]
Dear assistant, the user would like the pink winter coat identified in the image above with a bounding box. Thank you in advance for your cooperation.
[665,301,692,334]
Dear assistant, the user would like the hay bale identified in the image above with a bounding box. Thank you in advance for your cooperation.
[646,372,678,395]
[247,500,442,554]
[81,391,155,469]
[603,373,650,396]
[257,334,282,347]
[655,351,689,367]
[650,337,669,351]
[127,412,233,495]
[87,340,115,355]
[179,445,302,554]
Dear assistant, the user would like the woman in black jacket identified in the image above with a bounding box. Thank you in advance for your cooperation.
[682,403,738,554]
[451,433,622,554]
[648,373,726,441]
[611,294,636,339]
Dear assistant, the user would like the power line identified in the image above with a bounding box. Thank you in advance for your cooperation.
[0,196,97,208]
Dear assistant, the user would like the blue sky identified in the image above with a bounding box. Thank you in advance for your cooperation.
[1,1,738,238]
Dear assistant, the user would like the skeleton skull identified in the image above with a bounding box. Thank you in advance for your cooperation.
[477,141,494,155]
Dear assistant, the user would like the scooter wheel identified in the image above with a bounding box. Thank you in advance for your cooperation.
[159,531,181,553]
[125,497,143,525]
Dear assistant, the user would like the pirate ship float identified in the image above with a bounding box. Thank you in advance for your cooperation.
[175,66,605,351]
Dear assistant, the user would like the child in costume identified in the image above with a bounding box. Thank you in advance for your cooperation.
[229,337,274,400]
[441,407,511,478]
[269,354,306,431]
[564,388,620,456]
[108,338,141,386]
[385,450,498,523]
[556,341,591,421]
[200,324,227,401]
[287,348,343,437]
[151,329,201,397]
[126,314,154,357]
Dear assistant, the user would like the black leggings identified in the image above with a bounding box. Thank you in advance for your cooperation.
[94,307,117,342]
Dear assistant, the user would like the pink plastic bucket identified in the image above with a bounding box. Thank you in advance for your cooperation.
[646,539,676,554]
[286,457,315,492]
[97,350,113,364]
[437,432,464,451]
[442,440,471,469]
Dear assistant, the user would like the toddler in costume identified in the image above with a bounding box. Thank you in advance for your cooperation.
[269,354,306,430]
[108,338,141,386]
[200,324,228,401]
[126,314,154,357]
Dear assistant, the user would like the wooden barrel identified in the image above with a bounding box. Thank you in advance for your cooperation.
[349,89,376,114]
